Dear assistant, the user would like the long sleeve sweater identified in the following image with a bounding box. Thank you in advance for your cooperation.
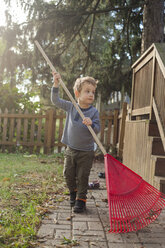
[51,87,100,151]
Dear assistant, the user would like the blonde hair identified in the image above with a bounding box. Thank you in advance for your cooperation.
[73,76,98,93]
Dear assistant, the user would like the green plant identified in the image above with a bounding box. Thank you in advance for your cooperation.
[0,152,65,248]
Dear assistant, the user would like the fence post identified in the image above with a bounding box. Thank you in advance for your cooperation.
[44,108,55,154]
[2,108,8,152]
[118,102,127,159]
[113,109,119,147]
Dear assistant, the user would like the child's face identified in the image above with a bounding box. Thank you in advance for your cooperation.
[76,82,96,108]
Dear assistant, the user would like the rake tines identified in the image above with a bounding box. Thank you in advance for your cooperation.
[105,154,165,233]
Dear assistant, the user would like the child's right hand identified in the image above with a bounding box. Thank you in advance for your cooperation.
[52,71,61,87]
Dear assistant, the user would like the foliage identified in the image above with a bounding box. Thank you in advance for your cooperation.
[0,82,42,112]
[0,0,146,104]
[0,152,65,248]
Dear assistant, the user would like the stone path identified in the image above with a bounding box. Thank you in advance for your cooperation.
[37,161,165,248]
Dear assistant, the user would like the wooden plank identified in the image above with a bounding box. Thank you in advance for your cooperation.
[100,116,105,143]
[153,98,165,151]
[134,52,153,73]
[131,106,150,116]
[16,109,22,147]
[133,59,153,110]
[2,108,8,152]
[44,111,49,154]
[58,111,64,153]
[8,109,15,152]
[123,120,154,184]
[118,102,127,159]
[113,109,119,146]
[54,113,57,151]
[55,113,66,119]
[150,50,156,119]
[2,108,8,142]
[44,108,55,154]
[0,108,2,135]
[155,45,165,79]
[36,111,43,153]
[106,120,112,147]
[29,111,35,153]
[130,68,135,119]
[132,44,154,69]
[23,109,29,143]
[9,109,15,142]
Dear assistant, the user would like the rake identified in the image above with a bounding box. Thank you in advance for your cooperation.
[35,40,165,233]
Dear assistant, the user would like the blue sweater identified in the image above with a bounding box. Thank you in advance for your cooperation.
[51,87,100,151]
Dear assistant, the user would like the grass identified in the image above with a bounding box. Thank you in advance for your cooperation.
[0,152,66,248]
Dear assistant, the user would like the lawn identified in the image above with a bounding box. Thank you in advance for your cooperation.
[0,152,66,248]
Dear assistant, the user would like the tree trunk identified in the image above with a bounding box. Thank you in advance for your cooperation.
[141,0,164,54]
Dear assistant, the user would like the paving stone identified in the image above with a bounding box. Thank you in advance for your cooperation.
[107,244,143,248]
[139,238,165,244]
[95,201,109,208]
[73,229,105,238]
[57,212,73,219]
[76,241,90,248]
[37,224,55,238]
[143,244,162,248]
[138,232,165,238]
[55,208,71,213]
[121,232,140,243]
[86,208,99,215]
[73,235,106,242]
[89,241,108,248]
[38,238,79,247]
[86,201,96,207]
[73,216,100,221]
[55,229,71,239]
[73,221,88,231]
[158,215,165,225]
[88,221,103,230]
[105,233,123,242]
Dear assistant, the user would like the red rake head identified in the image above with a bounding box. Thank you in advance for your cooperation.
[104,154,165,233]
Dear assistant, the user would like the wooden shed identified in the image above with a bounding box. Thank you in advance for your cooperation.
[123,43,165,193]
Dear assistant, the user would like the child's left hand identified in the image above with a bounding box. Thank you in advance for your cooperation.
[83,117,92,126]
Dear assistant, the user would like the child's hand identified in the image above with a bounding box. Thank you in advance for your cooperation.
[83,117,92,126]
[52,71,61,87]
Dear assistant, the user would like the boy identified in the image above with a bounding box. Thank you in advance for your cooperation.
[51,72,100,213]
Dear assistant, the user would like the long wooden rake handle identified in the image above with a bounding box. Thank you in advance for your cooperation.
[35,40,106,155]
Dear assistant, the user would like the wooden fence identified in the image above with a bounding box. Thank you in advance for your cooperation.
[0,104,127,156]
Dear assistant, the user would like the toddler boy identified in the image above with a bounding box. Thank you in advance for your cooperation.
[51,72,100,213]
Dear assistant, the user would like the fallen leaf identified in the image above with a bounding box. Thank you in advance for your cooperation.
[54,218,59,224]
[37,238,48,243]
[40,160,47,163]
[90,242,97,246]
[2,177,10,182]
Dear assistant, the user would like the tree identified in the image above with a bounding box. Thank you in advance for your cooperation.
[0,0,163,106]
[141,0,164,54]
[0,82,42,112]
